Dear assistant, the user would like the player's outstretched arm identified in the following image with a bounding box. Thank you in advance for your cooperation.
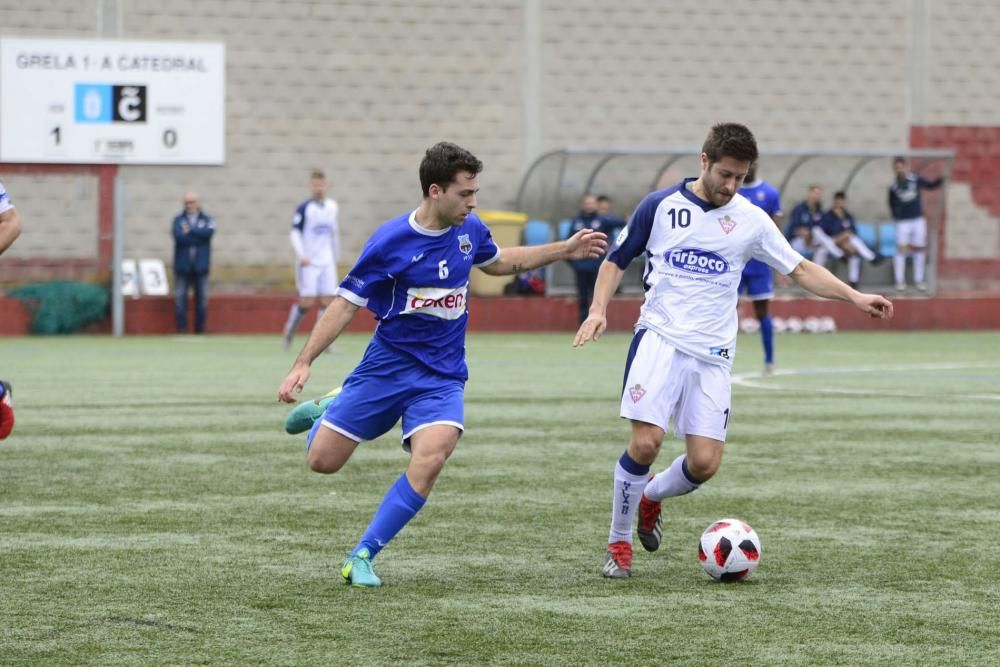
[278,295,360,403]
[788,259,894,320]
[478,228,607,276]
[0,208,23,256]
[573,260,626,348]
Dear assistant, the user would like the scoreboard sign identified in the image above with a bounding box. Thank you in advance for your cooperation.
[0,38,225,164]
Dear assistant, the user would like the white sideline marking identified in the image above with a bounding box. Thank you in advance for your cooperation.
[732,363,1000,401]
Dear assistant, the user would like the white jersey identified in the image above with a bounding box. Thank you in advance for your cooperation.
[291,197,340,266]
[0,180,13,215]
[607,179,804,368]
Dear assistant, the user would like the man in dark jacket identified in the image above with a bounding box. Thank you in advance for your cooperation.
[172,192,215,333]
[566,193,611,324]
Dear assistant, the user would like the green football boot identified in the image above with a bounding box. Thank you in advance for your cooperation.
[341,548,381,588]
[284,386,342,435]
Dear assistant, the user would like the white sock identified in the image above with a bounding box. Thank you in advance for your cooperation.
[913,251,926,283]
[644,454,702,502]
[893,254,907,285]
[283,304,306,338]
[813,227,844,259]
[849,236,875,260]
[812,246,828,267]
[609,455,649,544]
[848,256,861,283]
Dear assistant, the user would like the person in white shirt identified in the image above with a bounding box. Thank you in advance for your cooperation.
[573,123,894,579]
[282,170,342,349]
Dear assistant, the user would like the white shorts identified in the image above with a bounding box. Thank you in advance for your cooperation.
[296,263,338,297]
[620,329,732,442]
[895,217,927,248]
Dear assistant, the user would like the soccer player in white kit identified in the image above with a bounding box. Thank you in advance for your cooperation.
[572,124,894,578]
[282,170,342,349]
[0,180,23,439]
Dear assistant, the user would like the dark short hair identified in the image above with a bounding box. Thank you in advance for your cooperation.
[596,194,611,203]
[893,156,906,165]
[419,142,483,196]
[310,169,325,180]
[702,123,759,165]
[833,190,847,199]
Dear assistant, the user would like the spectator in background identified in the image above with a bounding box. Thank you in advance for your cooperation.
[737,164,783,374]
[819,191,882,289]
[889,156,943,292]
[282,170,341,349]
[596,194,626,238]
[0,179,23,440]
[566,194,609,324]
[172,192,215,333]
[787,184,845,267]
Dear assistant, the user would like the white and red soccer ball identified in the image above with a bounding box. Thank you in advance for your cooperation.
[699,518,762,582]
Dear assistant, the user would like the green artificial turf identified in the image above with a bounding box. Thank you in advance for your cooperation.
[1,331,997,665]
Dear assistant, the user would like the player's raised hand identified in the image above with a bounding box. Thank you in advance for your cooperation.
[854,293,894,320]
[278,363,312,403]
[564,229,608,260]
[573,313,607,348]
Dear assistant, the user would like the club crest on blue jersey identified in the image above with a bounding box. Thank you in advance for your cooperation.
[666,248,730,276]
[458,234,473,257]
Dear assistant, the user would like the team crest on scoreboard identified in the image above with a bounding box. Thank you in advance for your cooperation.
[458,234,473,256]
[718,215,737,235]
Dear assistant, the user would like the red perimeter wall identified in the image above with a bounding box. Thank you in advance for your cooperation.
[1,293,999,336]
[912,125,1000,285]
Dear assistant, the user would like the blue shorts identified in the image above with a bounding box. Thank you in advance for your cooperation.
[309,338,465,450]
[739,260,774,300]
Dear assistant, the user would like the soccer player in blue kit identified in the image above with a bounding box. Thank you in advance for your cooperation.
[572,124,893,578]
[278,142,607,587]
[737,164,783,373]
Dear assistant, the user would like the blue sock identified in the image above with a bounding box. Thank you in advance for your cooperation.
[760,315,774,364]
[354,473,426,558]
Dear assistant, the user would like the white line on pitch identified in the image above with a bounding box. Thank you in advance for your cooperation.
[732,363,1000,401]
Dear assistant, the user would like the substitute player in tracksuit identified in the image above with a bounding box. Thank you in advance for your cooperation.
[888,157,943,292]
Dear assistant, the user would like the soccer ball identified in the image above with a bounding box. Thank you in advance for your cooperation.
[698,518,762,582]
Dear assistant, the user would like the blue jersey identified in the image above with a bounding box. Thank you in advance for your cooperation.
[820,209,857,237]
[337,210,501,381]
[738,180,783,278]
[888,173,942,221]
[786,200,823,239]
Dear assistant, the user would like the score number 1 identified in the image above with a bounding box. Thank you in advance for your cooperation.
[49,126,179,147]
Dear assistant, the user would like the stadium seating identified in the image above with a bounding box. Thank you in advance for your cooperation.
[878,223,897,257]
[523,219,553,246]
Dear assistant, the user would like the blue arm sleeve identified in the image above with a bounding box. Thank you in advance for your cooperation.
[472,220,500,265]
[606,191,664,269]
[339,238,389,303]
[172,217,192,245]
